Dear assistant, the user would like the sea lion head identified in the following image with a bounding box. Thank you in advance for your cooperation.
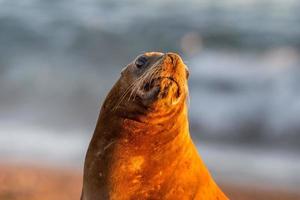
[111,52,189,121]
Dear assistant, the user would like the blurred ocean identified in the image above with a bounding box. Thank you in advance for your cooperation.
[1,0,300,190]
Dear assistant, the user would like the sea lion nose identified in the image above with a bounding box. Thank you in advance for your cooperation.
[166,52,180,66]
[164,52,186,72]
[163,53,189,79]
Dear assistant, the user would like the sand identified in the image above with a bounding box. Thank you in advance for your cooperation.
[0,164,299,200]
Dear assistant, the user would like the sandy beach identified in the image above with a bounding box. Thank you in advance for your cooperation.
[0,164,299,200]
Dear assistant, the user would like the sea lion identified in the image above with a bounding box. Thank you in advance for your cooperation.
[81,52,228,200]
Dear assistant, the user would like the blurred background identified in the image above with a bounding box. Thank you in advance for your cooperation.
[1,0,300,199]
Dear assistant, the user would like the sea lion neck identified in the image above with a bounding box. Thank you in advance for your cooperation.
[98,92,188,144]
[119,101,188,144]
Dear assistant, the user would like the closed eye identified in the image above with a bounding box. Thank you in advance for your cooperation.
[135,55,147,69]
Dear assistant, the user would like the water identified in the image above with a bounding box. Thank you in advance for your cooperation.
[1,122,299,191]
[189,49,300,145]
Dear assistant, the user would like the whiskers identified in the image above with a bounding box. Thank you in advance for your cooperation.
[113,63,161,111]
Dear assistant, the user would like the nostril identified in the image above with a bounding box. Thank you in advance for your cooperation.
[166,53,180,66]
[168,54,174,64]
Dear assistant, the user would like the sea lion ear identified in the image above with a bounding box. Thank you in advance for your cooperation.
[121,63,132,75]
[120,66,126,75]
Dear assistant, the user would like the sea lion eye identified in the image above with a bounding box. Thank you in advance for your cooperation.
[135,55,147,69]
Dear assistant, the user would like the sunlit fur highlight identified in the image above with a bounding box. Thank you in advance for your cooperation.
[81,52,229,200]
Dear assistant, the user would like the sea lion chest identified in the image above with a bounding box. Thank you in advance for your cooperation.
[106,119,202,200]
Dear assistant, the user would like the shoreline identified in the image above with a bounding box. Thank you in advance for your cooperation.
[0,163,299,200]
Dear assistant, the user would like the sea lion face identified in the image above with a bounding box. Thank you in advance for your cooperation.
[115,52,189,118]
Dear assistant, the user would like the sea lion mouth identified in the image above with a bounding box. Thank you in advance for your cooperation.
[137,76,180,104]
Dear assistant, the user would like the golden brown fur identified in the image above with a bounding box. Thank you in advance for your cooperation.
[81,52,228,200]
